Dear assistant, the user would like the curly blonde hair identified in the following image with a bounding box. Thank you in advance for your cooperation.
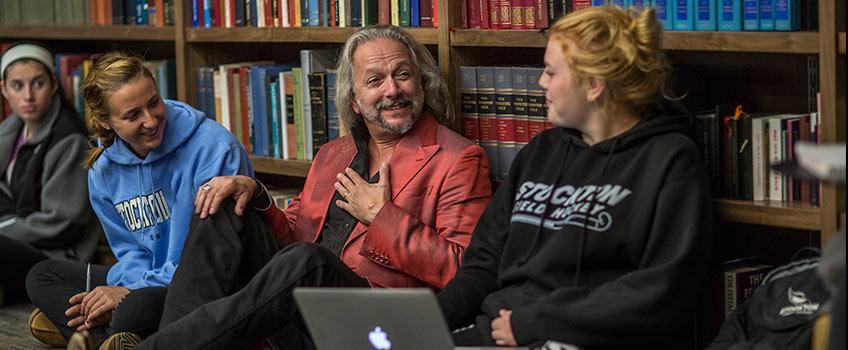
[81,52,155,168]
[549,6,668,110]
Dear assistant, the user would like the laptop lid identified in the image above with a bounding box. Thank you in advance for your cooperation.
[293,288,455,350]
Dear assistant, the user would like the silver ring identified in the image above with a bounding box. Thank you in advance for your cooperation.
[202,184,212,191]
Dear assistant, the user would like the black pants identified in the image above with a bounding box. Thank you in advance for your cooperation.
[139,202,369,350]
[26,260,167,346]
[0,234,47,303]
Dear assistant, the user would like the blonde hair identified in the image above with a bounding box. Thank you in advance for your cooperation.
[81,52,155,168]
[549,6,668,111]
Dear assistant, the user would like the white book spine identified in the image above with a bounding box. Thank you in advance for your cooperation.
[218,67,232,132]
[257,0,266,27]
[752,117,766,201]
[338,0,347,27]
[225,0,233,27]
[768,117,786,201]
[300,50,314,160]
[281,0,290,27]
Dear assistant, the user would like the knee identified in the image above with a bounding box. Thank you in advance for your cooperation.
[26,260,60,303]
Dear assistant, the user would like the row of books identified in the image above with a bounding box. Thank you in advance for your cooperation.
[269,187,301,208]
[700,255,773,345]
[460,66,555,181]
[190,0,439,28]
[459,0,815,31]
[691,105,821,205]
[195,50,341,162]
[0,0,175,27]
[0,44,176,123]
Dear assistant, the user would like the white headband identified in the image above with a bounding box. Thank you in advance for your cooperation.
[1,44,54,79]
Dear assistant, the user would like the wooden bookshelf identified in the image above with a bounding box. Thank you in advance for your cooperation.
[840,32,846,54]
[186,26,438,44]
[715,199,822,231]
[0,25,176,41]
[249,156,311,178]
[451,29,820,53]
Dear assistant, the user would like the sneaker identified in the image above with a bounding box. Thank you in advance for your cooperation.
[67,330,95,350]
[28,308,68,347]
[99,331,142,350]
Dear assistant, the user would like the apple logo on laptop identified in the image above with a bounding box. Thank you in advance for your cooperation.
[368,326,392,350]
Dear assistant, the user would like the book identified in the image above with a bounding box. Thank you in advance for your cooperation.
[299,49,337,160]
[695,0,716,31]
[654,0,672,29]
[308,72,328,156]
[758,0,774,30]
[326,70,339,141]
[717,0,740,31]
[723,264,772,318]
[250,65,292,157]
[460,66,480,144]
[773,0,798,31]
[742,0,758,30]
[476,67,499,180]
[525,68,545,141]
[494,67,516,180]
[292,67,307,160]
[512,67,530,156]
[673,0,694,31]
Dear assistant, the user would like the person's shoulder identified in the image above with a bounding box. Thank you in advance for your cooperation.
[434,123,477,151]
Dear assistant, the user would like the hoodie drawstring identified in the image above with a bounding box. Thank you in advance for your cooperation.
[573,137,619,287]
[517,137,573,266]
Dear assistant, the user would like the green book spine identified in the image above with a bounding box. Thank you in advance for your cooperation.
[292,67,306,160]
[399,0,410,26]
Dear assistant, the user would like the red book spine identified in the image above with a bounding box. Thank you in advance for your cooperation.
[198,0,206,26]
[378,0,390,25]
[239,67,251,153]
[510,0,524,29]
[468,0,481,28]
[264,0,273,27]
[480,0,490,28]
[498,0,511,28]
[213,0,222,27]
[432,0,437,27]
[489,0,500,29]
[461,0,468,28]
[572,0,591,11]
[534,0,547,29]
[329,0,337,26]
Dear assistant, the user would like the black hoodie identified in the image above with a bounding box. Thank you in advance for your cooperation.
[438,104,713,348]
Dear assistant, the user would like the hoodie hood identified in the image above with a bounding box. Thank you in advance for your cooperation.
[559,100,691,153]
[101,100,204,165]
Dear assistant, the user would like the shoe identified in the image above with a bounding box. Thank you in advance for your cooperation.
[67,330,95,350]
[28,308,68,347]
[99,331,142,350]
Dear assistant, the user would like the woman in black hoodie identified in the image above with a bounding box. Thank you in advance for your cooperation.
[438,5,712,349]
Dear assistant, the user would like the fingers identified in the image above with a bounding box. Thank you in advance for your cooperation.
[67,314,85,328]
[65,303,81,318]
[334,182,351,200]
[87,298,114,322]
[69,292,86,305]
[378,162,390,186]
[336,170,356,193]
[344,168,368,186]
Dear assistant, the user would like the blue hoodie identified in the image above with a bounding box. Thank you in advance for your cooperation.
[88,100,253,289]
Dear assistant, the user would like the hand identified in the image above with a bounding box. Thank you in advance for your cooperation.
[66,286,129,331]
[491,309,517,346]
[334,163,391,225]
[195,175,259,219]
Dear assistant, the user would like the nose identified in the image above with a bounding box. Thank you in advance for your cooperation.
[23,84,35,101]
[538,73,548,90]
[382,78,400,99]
[140,109,159,128]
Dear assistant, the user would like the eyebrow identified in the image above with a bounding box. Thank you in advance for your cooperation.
[119,93,160,118]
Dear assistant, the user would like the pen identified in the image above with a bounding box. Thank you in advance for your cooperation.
[85,263,91,294]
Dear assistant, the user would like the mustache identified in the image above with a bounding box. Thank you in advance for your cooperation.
[375,97,412,110]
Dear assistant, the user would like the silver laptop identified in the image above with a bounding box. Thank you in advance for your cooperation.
[293,288,454,350]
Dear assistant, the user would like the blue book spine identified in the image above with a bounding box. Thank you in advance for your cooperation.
[695,0,716,31]
[350,0,362,26]
[135,0,148,24]
[630,0,648,8]
[591,0,607,6]
[270,81,281,159]
[191,0,199,27]
[250,0,258,27]
[249,67,267,156]
[203,0,213,27]
[410,0,420,27]
[717,0,741,30]
[326,71,339,141]
[655,0,672,29]
[774,0,797,31]
[743,0,758,30]
[673,0,694,31]
[609,0,625,6]
[308,0,319,26]
[758,0,774,30]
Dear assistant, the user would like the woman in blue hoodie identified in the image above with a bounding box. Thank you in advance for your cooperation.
[26,52,253,348]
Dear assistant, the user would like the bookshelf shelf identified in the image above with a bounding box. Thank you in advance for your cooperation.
[186,27,438,45]
[0,25,176,41]
[249,156,311,178]
[839,32,846,54]
[450,29,820,53]
[715,199,822,230]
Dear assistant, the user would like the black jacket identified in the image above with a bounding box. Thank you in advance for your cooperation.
[438,104,713,348]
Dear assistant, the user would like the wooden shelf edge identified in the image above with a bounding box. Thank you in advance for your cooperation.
[0,25,175,41]
[839,32,846,55]
[715,199,822,230]
[250,156,311,177]
[451,29,820,53]
[187,27,438,45]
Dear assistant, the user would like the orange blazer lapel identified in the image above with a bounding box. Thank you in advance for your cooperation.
[387,113,440,199]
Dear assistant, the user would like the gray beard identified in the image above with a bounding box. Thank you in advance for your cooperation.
[357,95,425,135]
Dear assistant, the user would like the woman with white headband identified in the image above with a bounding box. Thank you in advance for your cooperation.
[0,42,99,310]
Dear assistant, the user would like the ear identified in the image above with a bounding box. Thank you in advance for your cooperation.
[351,96,361,115]
[584,77,605,103]
[0,81,6,100]
[96,118,112,131]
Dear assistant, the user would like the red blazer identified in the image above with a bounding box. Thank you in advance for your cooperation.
[259,113,492,290]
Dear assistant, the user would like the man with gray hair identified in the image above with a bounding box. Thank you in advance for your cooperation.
[86,25,492,350]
